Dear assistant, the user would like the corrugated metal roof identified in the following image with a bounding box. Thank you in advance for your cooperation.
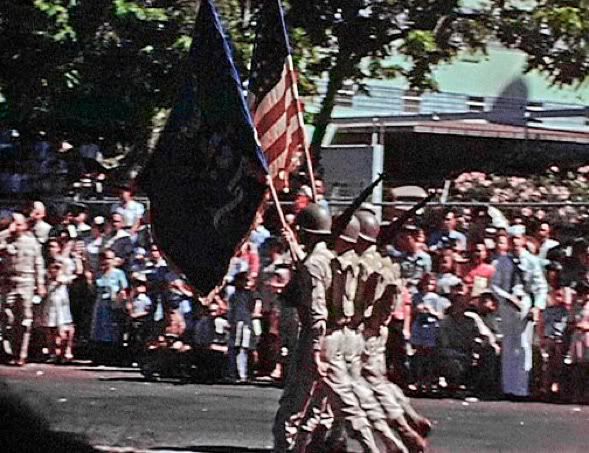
[413,121,589,144]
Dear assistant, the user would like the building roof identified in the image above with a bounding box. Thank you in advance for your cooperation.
[413,121,589,144]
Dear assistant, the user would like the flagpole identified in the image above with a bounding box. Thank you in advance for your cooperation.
[286,55,317,203]
[266,174,302,262]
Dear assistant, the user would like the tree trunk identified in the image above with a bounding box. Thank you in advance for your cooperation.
[309,54,351,167]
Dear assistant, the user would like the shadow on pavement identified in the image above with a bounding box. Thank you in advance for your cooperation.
[0,380,97,452]
[152,447,272,452]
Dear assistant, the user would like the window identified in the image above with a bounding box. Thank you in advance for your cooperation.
[402,90,421,113]
[526,101,544,112]
[335,81,355,107]
[467,96,486,112]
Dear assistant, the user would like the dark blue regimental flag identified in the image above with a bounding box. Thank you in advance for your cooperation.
[139,0,268,295]
[248,0,307,192]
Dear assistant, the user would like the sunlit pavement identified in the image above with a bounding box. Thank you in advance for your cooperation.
[1,363,587,452]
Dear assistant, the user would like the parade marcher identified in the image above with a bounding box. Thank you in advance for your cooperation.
[296,214,382,453]
[272,203,339,452]
[297,214,392,453]
[0,213,46,366]
[356,211,430,452]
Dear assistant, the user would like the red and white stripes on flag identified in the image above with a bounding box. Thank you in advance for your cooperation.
[249,55,307,192]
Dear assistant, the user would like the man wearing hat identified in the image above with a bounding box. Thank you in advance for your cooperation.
[393,224,432,293]
[0,213,46,366]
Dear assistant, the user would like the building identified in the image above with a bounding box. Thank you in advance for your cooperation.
[307,45,589,201]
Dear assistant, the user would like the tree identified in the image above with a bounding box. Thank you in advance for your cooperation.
[0,1,586,179]
[493,0,589,86]
[0,1,254,168]
[283,0,589,158]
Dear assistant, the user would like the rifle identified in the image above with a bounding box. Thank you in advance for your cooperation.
[329,173,386,245]
[377,191,436,246]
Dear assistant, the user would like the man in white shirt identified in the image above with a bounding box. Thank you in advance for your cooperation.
[110,185,145,235]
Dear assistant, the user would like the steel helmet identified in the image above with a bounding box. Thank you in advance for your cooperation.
[296,203,332,235]
[355,210,380,243]
[335,214,360,243]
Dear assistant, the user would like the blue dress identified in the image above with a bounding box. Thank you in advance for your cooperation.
[91,269,128,343]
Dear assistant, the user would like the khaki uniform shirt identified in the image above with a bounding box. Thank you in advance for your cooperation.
[379,255,404,314]
[299,241,334,352]
[0,231,45,289]
[354,246,384,324]
[328,248,359,328]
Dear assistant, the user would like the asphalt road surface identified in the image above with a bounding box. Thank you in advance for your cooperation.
[1,363,587,452]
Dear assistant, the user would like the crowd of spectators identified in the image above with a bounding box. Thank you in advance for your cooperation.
[0,129,109,196]
[0,183,588,404]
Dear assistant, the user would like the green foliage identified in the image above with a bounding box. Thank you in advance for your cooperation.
[113,0,169,21]
[0,0,198,157]
[493,0,589,85]
[33,0,77,41]
[0,0,586,174]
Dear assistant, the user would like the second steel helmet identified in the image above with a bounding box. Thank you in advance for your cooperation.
[355,210,380,243]
[296,203,332,235]
[335,214,361,243]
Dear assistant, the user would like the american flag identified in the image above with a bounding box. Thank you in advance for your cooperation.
[248,0,307,191]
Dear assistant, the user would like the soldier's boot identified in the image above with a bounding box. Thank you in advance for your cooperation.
[17,331,31,366]
[354,426,380,453]
[292,430,313,453]
[374,419,409,453]
[403,405,432,438]
[324,421,346,452]
[391,415,427,453]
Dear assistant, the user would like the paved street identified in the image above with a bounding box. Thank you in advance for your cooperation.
[1,363,588,452]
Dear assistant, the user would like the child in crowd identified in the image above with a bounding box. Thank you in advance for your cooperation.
[39,261,75,363]
[410,273,451,393]
[227,271,260,383]
[569,292,589,403]
[540,287,572,398]
[191,298,229,383]
[125,273,153,357]
[127,273,153,320]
